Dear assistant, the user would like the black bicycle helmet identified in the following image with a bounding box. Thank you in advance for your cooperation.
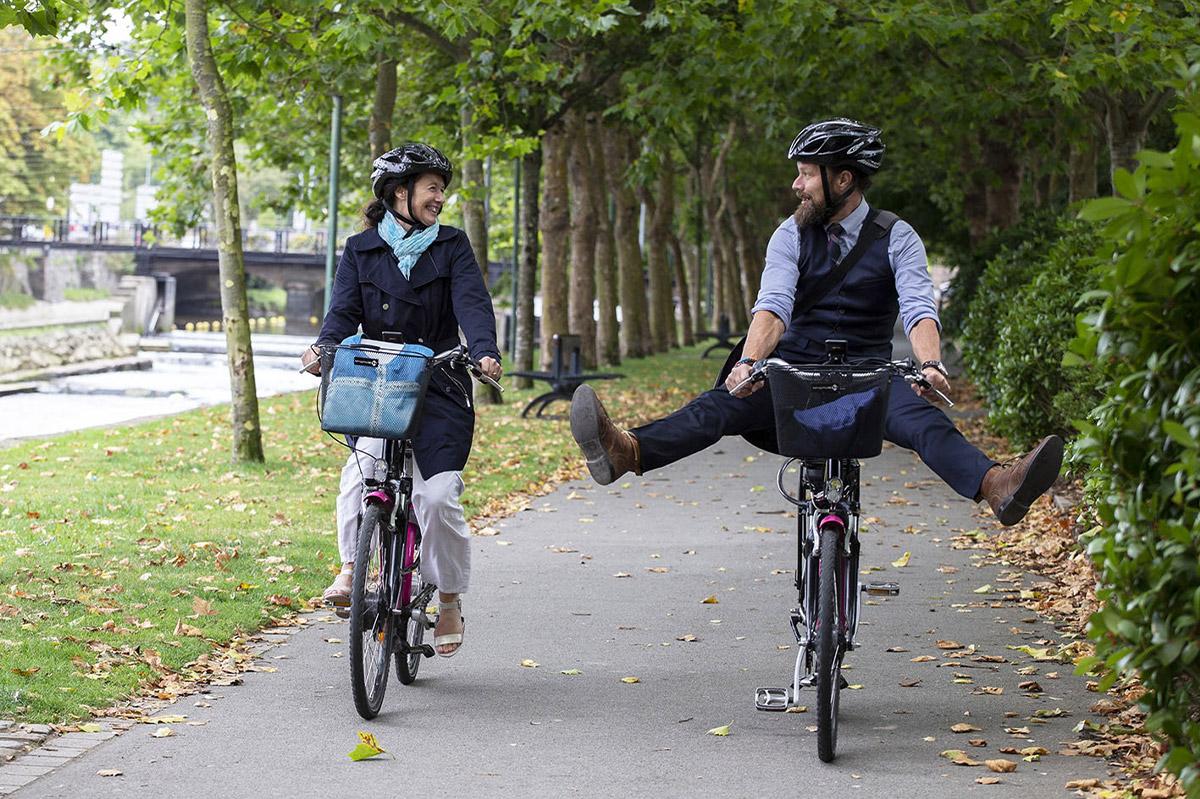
[787,118,884,174]
[370,143,453,199]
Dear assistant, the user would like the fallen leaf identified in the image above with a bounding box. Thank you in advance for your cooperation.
[968,739,988,747]
[645,567,670,574]
[139,715,186,724]
[348,731,389,761]
[976,686,1005,695]
[846,684,864,690]
[1032,708,1067,718]
[1018,681,1043,693]
[706,723,731,736]
[1064,779,1100,790]
[899,678,922,687]
[150,727,175,738]
[951,723,982,733]
[984,759,1017,773]
[891,551,911,568]
[192,597,217,616]
[97,769,123,777]
[676,634,699,642]
[560,669,582,676]
[911,655,937,663]
[784,706,808,714]
[936,640,963,650]
[973,584,993,594]
[612,572,632,578]
[520,659,540,668]
[701,595,719,604]
[10,667,39,677]
[620,676,641,684]
[940,749,979,766]
[173,620,204,638]
[975,777,1001,785]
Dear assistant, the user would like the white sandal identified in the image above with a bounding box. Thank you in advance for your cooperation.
[322,565,353,618]
[434,599,465,658]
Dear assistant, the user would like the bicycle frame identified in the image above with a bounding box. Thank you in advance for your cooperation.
[788,458,863,689]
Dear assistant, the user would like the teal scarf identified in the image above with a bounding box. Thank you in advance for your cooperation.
[378,212,439,279]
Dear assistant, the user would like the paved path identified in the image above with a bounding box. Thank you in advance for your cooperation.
[10,437,1112,798]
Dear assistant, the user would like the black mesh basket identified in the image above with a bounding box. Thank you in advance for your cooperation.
[767,363,892,459]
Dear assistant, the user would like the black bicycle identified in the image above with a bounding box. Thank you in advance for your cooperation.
[315,339,501,719]
[738,340,951,761]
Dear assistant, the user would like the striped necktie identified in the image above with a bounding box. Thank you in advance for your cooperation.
[826,222,844,264]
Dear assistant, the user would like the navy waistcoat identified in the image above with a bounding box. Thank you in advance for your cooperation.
[776,217,898,363]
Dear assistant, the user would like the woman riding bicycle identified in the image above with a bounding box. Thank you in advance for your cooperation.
[300,142,502,658]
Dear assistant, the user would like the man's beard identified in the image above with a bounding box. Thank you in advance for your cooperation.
[793,190,826,228]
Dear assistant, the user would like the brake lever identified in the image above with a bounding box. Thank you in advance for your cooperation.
[467,364,505,393]
[729,372,765,396]
[905,374,954,407]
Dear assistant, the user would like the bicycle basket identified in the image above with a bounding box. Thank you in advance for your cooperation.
[318,334,434,440]
[766,363,892,459]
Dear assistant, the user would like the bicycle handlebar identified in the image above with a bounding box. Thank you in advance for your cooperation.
[730,356,953,407]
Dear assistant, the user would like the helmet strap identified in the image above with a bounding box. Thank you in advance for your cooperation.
[391,178,424,233]
[818,165,857,223]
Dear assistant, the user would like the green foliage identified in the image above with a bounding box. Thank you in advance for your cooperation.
[0,290,35,309]
[0,1,60,36]
[959,215,1103,449]
[1069,64,1200,795]
[62,287,108,302]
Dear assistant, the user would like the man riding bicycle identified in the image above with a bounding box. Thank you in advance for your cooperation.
[570,118,1062,526]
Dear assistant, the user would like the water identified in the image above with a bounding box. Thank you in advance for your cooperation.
[0,332,318,444]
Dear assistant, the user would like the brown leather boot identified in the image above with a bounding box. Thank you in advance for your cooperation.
[570,384,642,485]
[978,435,1064,526]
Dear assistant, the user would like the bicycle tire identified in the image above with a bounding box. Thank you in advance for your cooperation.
[395,517,424,685]
[816,523,843,762]
[349,504,393,719]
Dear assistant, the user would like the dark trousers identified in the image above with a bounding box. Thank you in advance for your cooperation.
[632,375,996,500]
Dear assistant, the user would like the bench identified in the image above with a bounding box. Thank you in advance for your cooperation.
[508,333,623,418]
[698,315,743,359]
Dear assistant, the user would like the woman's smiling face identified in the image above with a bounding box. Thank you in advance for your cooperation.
[394,172,446,228]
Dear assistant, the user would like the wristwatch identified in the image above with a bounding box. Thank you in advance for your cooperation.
[921,359,949,377]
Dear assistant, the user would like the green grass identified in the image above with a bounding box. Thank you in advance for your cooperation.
[62,288,110,302]
[0,344,717,722]
[0,292,35,310]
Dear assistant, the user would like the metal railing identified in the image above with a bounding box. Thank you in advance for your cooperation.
[0,216,327,254]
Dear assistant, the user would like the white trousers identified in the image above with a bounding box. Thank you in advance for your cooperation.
[336,437,471,594]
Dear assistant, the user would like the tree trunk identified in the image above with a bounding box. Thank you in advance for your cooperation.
[679,167,704,339]
[184,0,262,464]
[640,185,669,353]
[601,124,646,359]
[728,194,759,310]
[589,117,620,366]
[983,136,1022,231]
[566,110,597,367]
[368,54,397,159]
[647,153,677,350]
[514,148,541,386]
[668,230,693,346]
[538,122,570,370]
[460,105,501,403]
[961,150,989,247]
[1104,90,1163,188]
[1068,132,1099,205]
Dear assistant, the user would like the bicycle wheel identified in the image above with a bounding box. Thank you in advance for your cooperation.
[395,517,425,684]
[349,504,393,719]
[815,523,843,763]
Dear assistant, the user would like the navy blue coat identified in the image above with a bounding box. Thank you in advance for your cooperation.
[316,223,500,477]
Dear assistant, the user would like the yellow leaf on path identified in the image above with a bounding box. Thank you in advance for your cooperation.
[973,584,993,594]
[706,723,732,736]
[139,715,186,724]
[847,684,864,690]
[150,727,175,738]
[985,759,1017,773]
[910,655,936,663]
[560,669,582,676]
[891,551,911,568]
[940,749,979,766]
[520,659,540,668]
[78,723,102,733]
[976,777,1002,785]
[936,640,963,650]
[348,731,389,762]
[785,706,808,713]
[620,676,640,684]
[951,723,981,733]
[97,769,123,777]
[701,595,719,604]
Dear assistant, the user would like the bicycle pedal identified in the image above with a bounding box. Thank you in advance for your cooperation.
[862,581,900,596]
[755,687,791,711]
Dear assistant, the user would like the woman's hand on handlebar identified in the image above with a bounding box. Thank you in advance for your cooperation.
[478,356,503,382]
[299,344,321,375]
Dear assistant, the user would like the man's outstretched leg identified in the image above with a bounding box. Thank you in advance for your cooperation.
[884,377,1063,526]
[977,435,1064,525]
[570,383,775,485]
[570,384,643,485]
